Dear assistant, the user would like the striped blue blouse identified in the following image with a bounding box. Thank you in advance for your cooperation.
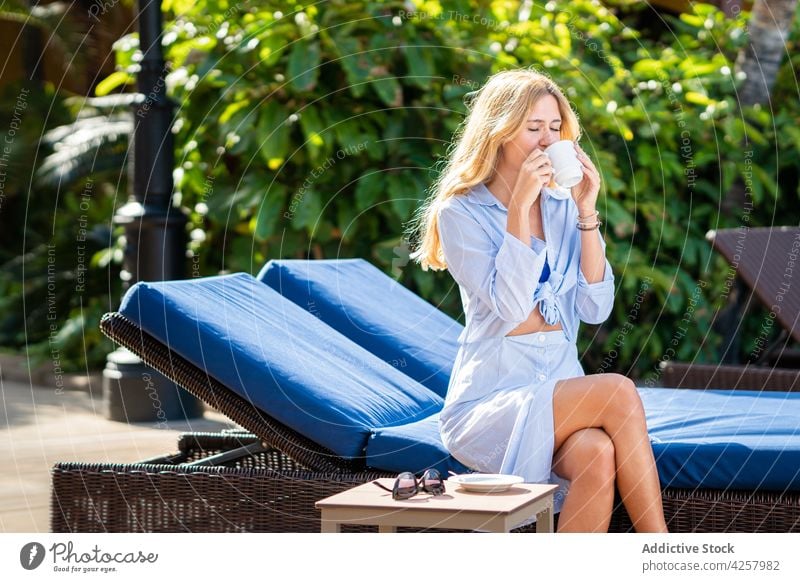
[436,181,615,345]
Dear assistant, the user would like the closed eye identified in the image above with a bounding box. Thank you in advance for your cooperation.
[529,128,561,132]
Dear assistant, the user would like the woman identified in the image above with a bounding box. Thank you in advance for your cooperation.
[408,68,668,533]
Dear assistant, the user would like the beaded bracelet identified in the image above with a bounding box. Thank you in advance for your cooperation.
[577,208,600,229]
[577,220,602,230]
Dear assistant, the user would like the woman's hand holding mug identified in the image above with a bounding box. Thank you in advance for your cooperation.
[510,148,553,209]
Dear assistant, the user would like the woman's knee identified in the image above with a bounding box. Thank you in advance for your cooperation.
[552,373,644,450]
[583,430,616,483]
[602,374,645,425]
[555,428,616,484]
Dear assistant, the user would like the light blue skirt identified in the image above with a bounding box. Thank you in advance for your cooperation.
[439,329,585,522]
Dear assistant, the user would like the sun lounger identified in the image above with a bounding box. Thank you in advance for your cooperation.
[257,258,800,529]
[663,226,800,391]
[51,264,800,532]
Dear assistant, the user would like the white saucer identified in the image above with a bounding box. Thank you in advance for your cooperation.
[447,473,525,493]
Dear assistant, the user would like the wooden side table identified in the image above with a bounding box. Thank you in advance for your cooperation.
[315,477,558,533]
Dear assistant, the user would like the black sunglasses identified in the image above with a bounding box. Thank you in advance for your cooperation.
[372,468,446,500]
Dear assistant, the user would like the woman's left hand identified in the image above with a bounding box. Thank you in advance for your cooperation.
[571,143,600,212]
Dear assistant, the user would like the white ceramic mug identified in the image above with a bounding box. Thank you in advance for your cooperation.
[544,140,583,198]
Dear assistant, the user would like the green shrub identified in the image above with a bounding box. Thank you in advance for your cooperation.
[0,81,122,372]
[9,0,799,378]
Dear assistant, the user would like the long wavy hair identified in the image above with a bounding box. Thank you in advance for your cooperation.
[407,67,582,272]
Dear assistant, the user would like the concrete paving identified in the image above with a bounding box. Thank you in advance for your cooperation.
[0,376,239,532]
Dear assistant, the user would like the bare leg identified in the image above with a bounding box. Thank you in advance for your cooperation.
[552,373,668,533]
[552,428,615,532]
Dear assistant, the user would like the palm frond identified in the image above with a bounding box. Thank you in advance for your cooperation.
[35,113,133,189]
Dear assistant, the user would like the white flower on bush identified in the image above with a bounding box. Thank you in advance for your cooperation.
[166,67,189,92]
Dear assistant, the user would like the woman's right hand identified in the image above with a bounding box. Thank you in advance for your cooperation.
[510,148,553,208]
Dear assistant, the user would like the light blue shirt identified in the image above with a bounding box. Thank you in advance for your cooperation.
[436,182,615,345]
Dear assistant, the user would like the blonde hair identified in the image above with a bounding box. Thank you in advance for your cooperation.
[406,67,582,271]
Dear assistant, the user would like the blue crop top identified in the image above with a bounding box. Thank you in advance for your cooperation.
[532,236,550,283]
[539,259,550,283]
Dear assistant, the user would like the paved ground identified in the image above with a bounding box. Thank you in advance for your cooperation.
[0,377,239,532]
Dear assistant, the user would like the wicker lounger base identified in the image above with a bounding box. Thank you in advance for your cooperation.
[69,313,798,533]
[51,432,800,533]
[661,362,799,392]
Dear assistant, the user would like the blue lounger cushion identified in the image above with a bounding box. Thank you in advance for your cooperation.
[641,387,800,491]
[117,272,443,460]
[366,414,472,476]
[258,258,800,491]
[257,258,461,399]
[365,387,800,490]
[116,268,800,491]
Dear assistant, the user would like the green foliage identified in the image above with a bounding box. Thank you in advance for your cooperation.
[104,0,501,277]
[0,81,121,373]
[34,95,135,189]
[155,0,796,379]
[7,0,800,379]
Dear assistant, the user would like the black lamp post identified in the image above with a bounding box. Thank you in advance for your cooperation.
[103,0,203,422]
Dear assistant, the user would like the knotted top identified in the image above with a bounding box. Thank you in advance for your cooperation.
[437,181,616,345]
[534,269,573,325]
